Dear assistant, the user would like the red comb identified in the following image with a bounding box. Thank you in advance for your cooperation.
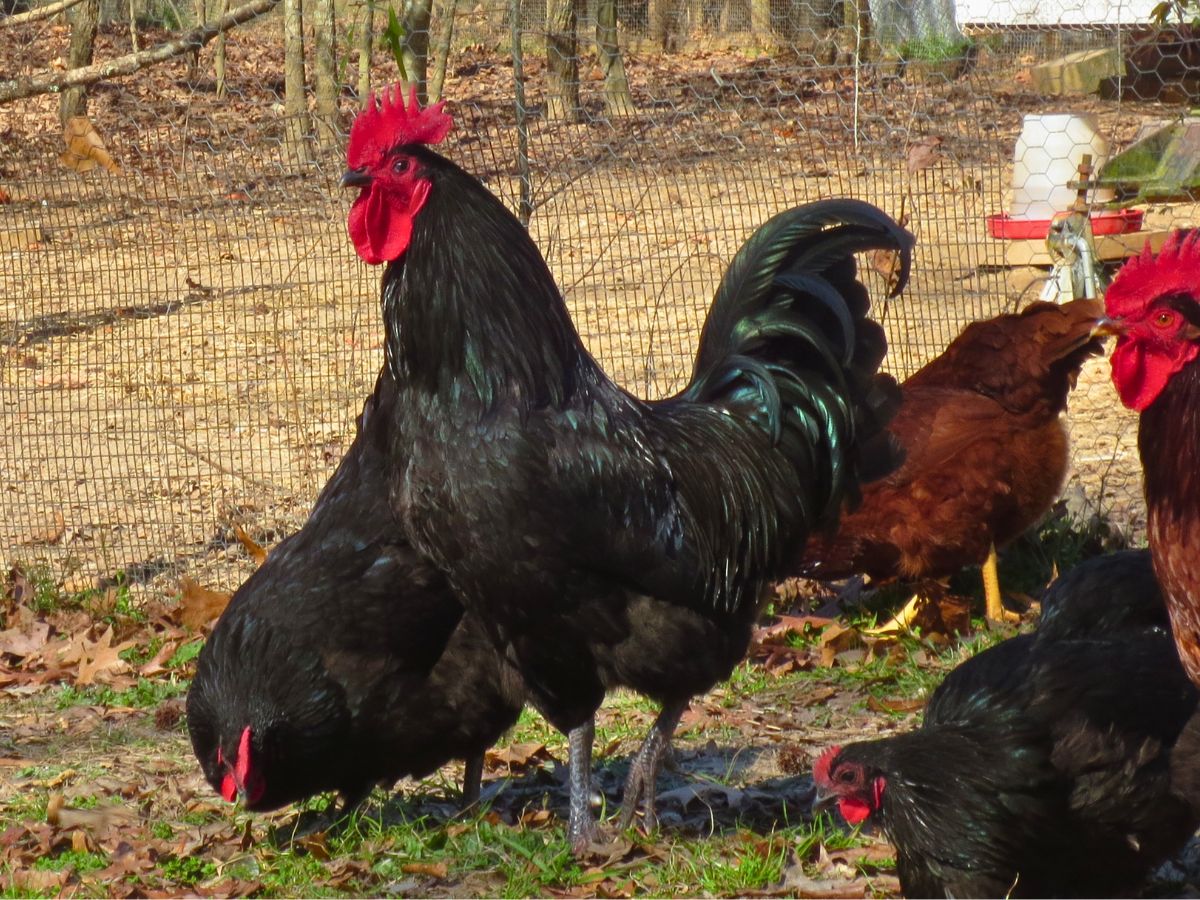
[235,725,252,789]
[347,83,452,170]
[1107,230,1200,319]
[813,744,841,786]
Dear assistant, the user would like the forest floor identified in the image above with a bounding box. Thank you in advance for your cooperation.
[6,517,1200,898]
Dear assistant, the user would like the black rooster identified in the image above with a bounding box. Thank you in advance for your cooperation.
[813,553,1199,898]
[186,368,525,817]
[340,86,909,847]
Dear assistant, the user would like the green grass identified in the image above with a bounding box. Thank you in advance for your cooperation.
[898,34,974,62]
[54,676,189,710]
[160,856,218,886]
[33,849,107,874]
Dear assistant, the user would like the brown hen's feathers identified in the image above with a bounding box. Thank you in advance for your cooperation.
[796,299,1104,582]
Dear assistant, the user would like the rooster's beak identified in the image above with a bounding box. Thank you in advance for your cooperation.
[340,167,373,189]
[1091,317,1127,338]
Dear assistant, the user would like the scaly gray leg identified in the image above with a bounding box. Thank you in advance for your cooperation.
[615,699,687,832]
[567,719,600,854]
[461,753,484,808]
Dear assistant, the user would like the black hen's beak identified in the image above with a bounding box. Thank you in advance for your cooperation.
[811,784,837,817]
[341,167,372,189]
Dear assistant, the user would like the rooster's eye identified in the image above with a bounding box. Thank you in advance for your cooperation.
[1154,311,1176,329]
[837,768,856,783]
[392,158,411,174]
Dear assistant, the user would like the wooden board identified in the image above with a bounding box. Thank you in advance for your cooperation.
[1002,229,1171,267]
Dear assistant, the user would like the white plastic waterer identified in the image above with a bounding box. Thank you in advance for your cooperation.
[1010,114,1116,219]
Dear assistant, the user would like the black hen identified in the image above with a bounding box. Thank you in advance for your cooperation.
[340,87,909,846]
[1037,549,1166,643]
[186,369,525,816]
[813,553,1199,898]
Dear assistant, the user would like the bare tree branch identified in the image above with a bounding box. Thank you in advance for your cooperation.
[0,0,88,28]
[0,0,279,103]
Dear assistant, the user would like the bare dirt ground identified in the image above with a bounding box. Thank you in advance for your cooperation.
[2,17,1199,897]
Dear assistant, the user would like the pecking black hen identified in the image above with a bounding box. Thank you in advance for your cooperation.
[186,368,525,817]
[340,86,909,847]
[813,552,1199,898]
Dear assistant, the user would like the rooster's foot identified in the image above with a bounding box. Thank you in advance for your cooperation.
[615,700,687,833]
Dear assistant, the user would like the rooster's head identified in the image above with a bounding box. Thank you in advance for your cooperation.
[811,744,886,826]
[1102,230,1200,411]
[342,84,453,265]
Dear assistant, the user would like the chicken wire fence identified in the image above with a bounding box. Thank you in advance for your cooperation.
[1,0,1192,597]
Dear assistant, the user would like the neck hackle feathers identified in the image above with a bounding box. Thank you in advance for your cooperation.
[1107,230,1200,319]
[347,84,453,169]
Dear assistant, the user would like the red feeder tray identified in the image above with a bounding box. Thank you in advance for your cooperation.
[986,209,1144,240]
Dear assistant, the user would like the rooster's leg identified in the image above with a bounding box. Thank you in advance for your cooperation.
[983,543,1020,624]
[567,720,600,853]
[615,699,687,832]
[461,753,483,808]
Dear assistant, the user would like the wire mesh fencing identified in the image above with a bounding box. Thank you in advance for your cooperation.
[1,0,1193,597]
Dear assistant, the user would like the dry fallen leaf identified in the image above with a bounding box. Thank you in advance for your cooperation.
[484,741,557,773]
[176,578,232,630]
[233,524,268,566]
[0,619,50,659]
[59,116,122,174]
[21,510,65,545]
[74,626,137,686]
[402,861,449,878]
[905,135,944,175]
[47,791,139,834]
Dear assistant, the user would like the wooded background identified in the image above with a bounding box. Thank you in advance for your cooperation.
[0,0,1190,596]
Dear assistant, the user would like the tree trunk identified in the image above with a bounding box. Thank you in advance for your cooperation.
[428,0,458,102]
[59,0,99,124]
[357,0,373,99]
[594,0,632,116]
[283,0,310,163]
[509,0,532,225]
[749,0,768,36]
[401,0,433,104]
[648,0,683,51]
[312,0,338,147]
[544,0,578,120]
[185,0,204,80]
[214,0,229,96]
[129,0,139,51]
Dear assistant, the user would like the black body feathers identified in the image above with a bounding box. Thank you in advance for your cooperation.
[381,145,910,734]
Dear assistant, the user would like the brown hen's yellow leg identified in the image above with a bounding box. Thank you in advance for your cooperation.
[983,543,1020,624]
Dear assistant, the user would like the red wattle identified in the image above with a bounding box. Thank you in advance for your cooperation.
[839,796,872,825]
[347,182,432,265]
[1111,338,1198,411]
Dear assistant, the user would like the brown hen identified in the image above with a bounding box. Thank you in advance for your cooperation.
[796,298,1105,623]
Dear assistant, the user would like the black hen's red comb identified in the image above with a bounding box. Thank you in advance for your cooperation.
[1107,229,1200,319]
[812,744,841,786]
[347,83,452,170]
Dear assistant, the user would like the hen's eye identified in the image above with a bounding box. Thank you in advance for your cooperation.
[838,768,856,783]
[1154,311,1176,329]
[392,158,410,174]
